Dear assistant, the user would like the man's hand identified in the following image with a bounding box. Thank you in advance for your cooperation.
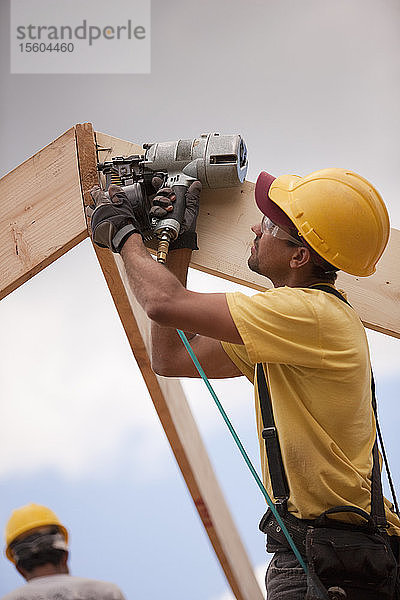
[150,178,202,250]
[86,184,143,253]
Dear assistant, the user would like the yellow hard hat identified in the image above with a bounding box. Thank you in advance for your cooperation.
[5,504,68,562]
[256,168,390,276]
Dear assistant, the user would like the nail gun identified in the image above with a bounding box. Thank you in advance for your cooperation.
[97,132,248,262]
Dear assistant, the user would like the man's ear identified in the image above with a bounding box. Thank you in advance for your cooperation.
[289,246,311,269]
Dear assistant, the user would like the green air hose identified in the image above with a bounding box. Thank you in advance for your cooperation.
[176,329,308,574]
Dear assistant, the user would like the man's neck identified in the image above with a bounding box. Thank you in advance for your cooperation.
[25,564,69,581]
[273,272,335,289]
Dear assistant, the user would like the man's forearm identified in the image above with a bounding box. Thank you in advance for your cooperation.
[120,234,186,317]
[88,181,241,370]
[120,234,193,373]
[119,231,241,347]
[150,247,195,373]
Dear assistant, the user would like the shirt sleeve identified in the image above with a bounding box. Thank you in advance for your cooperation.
[225,288,323,367]
[221,340,255,382]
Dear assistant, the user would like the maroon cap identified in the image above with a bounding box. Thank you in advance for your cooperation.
[255,171,297,234]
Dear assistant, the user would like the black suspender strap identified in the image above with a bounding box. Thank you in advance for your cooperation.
[309,284,349,304]
[369,372,389,529]
[256,283,393,529]
[256,363,289,509]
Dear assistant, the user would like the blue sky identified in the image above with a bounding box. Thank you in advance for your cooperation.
[1,1,400,598]
[0,245,399,599]
[0,246,268,599]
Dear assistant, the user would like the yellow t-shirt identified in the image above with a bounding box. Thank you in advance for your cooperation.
[222,286,400,535]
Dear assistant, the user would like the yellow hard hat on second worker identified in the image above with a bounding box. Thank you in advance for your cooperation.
[256,168,390,277]
[5,503,68,562]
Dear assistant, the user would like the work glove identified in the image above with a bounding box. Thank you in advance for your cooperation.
[150,177,202,250]
[86,184,143,253]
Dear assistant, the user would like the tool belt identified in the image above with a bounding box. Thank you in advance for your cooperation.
[256,284,400,599]
[260,505,399,599]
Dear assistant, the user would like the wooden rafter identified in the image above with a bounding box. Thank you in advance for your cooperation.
[75,123,262,600]
[95,130,400,338]
[1,122,400,599]
[0,123,263,600]
[0,127,87,300]
[3,124,399,338]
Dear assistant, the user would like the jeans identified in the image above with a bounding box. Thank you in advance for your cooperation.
[266,550,308,599]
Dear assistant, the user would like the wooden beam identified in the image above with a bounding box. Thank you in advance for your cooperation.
[336,238,400,338]
[1,125,399,338]
[75,123,263,600]
[0,128,87,300]
[96,131,400,339]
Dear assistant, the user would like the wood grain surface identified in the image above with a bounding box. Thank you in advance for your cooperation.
[96,130,400,338]
[77,123,263,600]
[0,128,87,300]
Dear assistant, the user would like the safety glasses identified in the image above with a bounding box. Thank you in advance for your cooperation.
[261,215,303,246]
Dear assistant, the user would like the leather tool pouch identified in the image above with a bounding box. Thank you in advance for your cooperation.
[260,505,399,599]
[305,507,398,600]
[306,527,397,599]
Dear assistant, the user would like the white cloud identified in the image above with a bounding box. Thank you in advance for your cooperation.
[0,244,255,483]
[0,244,171,481]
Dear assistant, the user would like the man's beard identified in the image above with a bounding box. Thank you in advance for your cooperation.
[248,240,260,273]
[248,251,260,274]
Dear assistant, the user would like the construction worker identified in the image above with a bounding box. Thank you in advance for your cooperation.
[88,170,400,599]
[3,503,126,600]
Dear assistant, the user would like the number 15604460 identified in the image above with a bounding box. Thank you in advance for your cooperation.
[19,42,75,52]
